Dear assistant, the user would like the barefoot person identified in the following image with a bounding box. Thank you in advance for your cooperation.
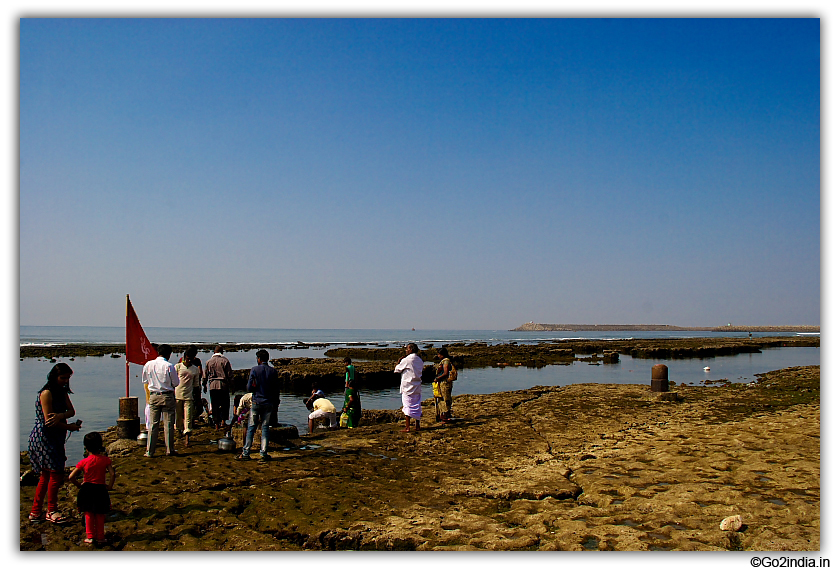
[340,357,362,428]
[68,432,116,546]
[303,382,326,411]
[175,346,200,447]
[434,347,455,423]
[308,396,339,433]
[28,363,83,523]
[395,343,424,432]
[206,345,234,430]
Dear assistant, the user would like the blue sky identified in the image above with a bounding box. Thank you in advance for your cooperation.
[18,17,820,329]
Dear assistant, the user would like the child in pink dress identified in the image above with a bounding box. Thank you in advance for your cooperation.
[68,432,116,546]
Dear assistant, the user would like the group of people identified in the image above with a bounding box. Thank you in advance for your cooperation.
[139,343,233,457]
[139,344,280,459]
[26,343,457,544]
[395,344,458,432]
[303,357,362,432]
[27,363,115,546]
[141,346,366,461]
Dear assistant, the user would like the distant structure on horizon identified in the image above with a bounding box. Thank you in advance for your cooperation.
[510,323,820,333]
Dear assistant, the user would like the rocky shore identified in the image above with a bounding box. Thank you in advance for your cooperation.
[20,335,820,363]
[20,365,819,551]
[21,337,820,396]
[512,323,820,333]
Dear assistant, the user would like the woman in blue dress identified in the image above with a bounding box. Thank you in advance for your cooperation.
[28,363,82,523]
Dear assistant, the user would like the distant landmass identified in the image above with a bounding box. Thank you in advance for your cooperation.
[511,323,820,332]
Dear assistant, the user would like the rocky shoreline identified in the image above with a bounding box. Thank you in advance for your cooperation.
[512,323,820,333]
[20,337,820,395]
[20,365,819,551]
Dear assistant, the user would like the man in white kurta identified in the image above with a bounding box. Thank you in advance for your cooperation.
[395,343,424,432]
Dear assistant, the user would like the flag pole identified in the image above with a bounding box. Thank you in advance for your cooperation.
[125,294,130,398]
[120,294,140,440]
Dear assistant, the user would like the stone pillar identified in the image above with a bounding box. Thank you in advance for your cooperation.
[651,364,669,392]
[117,396,140,439]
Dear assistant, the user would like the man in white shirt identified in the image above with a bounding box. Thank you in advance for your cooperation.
[142,344,180,457]
[395,343,424,432]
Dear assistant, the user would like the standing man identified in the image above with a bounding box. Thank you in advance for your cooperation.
[395,343,424,432]
[142,344,180,457]
[205,345,233,430]
[237,349,279,461]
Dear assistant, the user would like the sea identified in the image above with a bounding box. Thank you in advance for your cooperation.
[19,326,820,464]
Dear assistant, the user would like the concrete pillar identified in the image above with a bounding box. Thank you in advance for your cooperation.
[651,364,669,392]
[117,396,140,439]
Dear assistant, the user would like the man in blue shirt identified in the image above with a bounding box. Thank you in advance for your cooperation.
[236,349,279,461]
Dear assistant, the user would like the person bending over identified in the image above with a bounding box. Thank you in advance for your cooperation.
[303,382,326,411]
[308,397,338,433]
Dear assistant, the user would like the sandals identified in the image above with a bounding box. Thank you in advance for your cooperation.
[28,512,44,522]
[45,511,68,524]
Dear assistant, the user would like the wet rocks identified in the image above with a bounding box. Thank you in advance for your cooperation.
[106,438,139,457]
[231,424,299,450]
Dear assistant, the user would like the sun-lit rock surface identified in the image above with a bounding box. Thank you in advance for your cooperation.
[20,366,818,551]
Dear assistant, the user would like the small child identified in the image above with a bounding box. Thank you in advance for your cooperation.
[69,432,116,546]
[233,392,253,426]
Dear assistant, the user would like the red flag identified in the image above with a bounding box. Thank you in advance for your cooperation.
[126,297,158,365]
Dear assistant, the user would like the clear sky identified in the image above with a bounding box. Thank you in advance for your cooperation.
[18,17,820,329]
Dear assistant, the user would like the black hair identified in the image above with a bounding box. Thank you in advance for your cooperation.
[184,345,198,360]
[83,431,105,454]
[343,357,352,364]
[158,344,173,359]
[437,347,450,358]
[406,343,419,354]
[41,362,74,395]
[256,349,269,362]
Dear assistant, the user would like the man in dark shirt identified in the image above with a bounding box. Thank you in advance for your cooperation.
[237,349,279,461]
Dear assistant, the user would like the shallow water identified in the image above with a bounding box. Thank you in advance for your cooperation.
[19,345,819,465]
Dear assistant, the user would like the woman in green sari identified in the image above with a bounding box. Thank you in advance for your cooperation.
[340,357,362,428]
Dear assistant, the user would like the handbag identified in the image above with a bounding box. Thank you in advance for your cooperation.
[444,358,458,381]
[339,412,350,428]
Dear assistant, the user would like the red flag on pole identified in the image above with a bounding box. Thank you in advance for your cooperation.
[126,296,158,365]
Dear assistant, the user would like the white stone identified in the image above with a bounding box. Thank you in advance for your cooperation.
[719,514,743,531]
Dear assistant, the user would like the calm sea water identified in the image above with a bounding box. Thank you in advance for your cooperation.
[19,326,820,464]
[20,325,805,346]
